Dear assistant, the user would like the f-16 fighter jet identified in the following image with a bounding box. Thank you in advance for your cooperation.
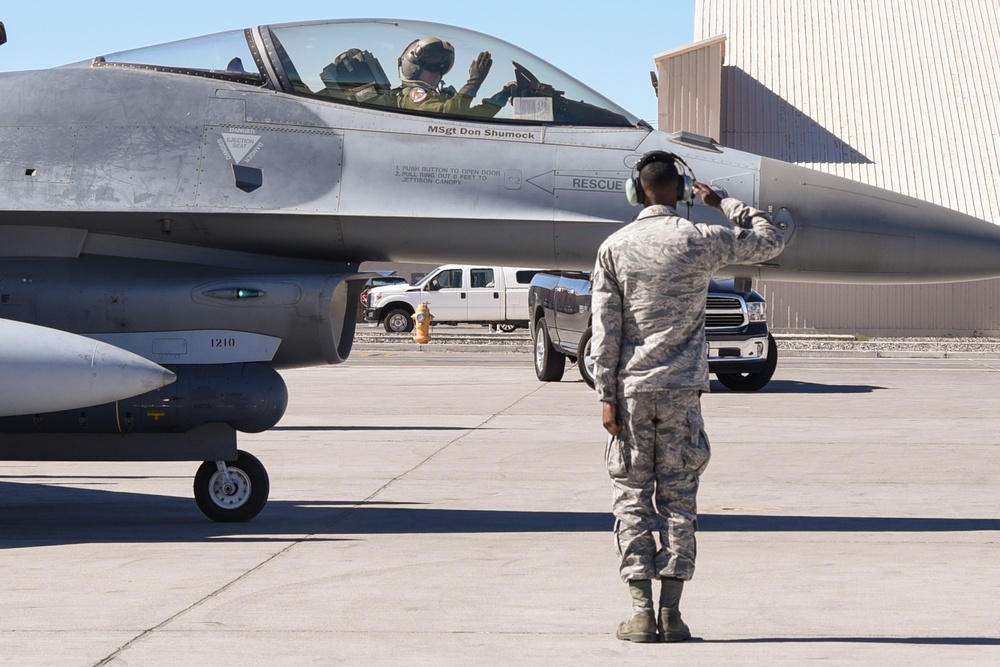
[2,19,999,520]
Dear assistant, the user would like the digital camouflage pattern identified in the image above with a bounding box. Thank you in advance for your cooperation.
[606,390,709,581]
[591,198,785,403]
[593,198,784,582]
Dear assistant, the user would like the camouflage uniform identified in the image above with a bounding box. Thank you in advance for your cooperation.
[592,198,784,582]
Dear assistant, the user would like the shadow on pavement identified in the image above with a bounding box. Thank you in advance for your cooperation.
[2,481,998,549]
[272,426,477,432]
[711,380,885,394]
[699,514,1000,532]
[703,636,1000,646]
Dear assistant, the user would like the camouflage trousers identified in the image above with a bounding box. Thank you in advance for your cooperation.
[606,390,711,582]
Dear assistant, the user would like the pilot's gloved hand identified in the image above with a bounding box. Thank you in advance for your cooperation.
[469,51,492,82]
[484,82,518,108]
[459,51,493,97]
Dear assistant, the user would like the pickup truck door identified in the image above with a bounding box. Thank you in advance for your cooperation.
[422,268,468,321]
[466,267,504,321]
[553,274,591,351]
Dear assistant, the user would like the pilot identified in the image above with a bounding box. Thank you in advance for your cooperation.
[591,152,784,643]
[396,37,515,118]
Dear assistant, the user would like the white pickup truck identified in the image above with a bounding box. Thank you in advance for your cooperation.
[364,264,542,333]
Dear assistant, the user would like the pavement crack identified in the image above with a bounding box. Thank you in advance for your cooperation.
[93,383,548,666]
[328,382,549,522]
[93,543,297,666]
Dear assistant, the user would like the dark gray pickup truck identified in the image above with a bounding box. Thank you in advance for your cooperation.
[527,272,777,391]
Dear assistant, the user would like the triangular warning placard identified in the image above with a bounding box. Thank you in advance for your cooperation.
[222,133,261,164]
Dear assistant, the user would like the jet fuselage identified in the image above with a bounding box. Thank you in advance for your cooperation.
[1,28,998,285]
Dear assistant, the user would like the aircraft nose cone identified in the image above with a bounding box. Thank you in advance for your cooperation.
[758,157,1000,283]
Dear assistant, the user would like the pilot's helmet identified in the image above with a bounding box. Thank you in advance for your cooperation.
[398,37,456,82]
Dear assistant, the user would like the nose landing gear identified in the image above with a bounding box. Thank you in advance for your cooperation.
[193,450,269,522]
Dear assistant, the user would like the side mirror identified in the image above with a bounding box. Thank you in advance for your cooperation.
[0,23,7,47]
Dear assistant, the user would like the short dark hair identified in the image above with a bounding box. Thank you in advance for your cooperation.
[639,159,680,195]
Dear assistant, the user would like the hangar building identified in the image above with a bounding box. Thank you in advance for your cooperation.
[658,0,1000,334]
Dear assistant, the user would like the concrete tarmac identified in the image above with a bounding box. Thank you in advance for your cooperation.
[2,350,999,665]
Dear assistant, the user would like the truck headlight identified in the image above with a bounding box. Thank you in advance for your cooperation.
[747,301,767,322]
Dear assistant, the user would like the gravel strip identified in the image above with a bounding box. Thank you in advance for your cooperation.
[775,336,1000,354]
[354,330,1000,358]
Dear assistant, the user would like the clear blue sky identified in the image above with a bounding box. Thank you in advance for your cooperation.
[0,1,696,127]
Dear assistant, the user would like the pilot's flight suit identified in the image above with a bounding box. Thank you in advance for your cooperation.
[592,198,784,583]
[398,81,503,118]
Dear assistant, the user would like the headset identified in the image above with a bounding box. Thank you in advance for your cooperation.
[625,150,697,207]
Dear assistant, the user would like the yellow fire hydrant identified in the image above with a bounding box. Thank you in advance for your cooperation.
[412,302,433,344]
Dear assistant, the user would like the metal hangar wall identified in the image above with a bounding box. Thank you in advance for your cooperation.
[659,0,1000,335]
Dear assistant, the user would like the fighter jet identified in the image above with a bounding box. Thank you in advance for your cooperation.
[2,18,1000,521]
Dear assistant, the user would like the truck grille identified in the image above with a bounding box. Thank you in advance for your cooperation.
[705,293,748,329]
[706,313,747,327]
[707,295,742,309]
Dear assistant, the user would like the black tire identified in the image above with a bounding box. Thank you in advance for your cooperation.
[383,307,414,333]
[577,327,595,389]
[715,334,778,391]
[533,318,565,381]
[194,450,270,522]
[496,323,517,333]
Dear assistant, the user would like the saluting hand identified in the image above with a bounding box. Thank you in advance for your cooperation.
[695,182,722,209]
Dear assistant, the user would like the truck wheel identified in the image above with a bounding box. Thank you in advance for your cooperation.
[496,323,517,333]
[577,327,596,389]
[533,318,565,382]
[715,334,778,391]
[383,307,414,333]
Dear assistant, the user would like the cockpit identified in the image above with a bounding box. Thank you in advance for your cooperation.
[95,19,644,128]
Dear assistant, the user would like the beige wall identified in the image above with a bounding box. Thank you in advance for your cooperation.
[669,0,1000,334]
[654,36,726,139]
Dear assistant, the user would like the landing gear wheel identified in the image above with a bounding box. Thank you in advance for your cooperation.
[578,327,595,389]
[194,450,269,522]
[715,334,778,392]
[383,308,414,333]
[533,318,565,382]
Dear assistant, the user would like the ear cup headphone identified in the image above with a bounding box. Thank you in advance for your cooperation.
[625,150,696,206]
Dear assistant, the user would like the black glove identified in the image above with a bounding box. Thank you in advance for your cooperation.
[459,51,492,97]
[469,51,492,82]
[484,82,518,108]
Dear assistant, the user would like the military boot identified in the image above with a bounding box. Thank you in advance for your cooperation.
[658,576,691,642]
[616,579,657,643]
[658,607,691,642]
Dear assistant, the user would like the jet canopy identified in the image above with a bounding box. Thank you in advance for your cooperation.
[97,19,643,128]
